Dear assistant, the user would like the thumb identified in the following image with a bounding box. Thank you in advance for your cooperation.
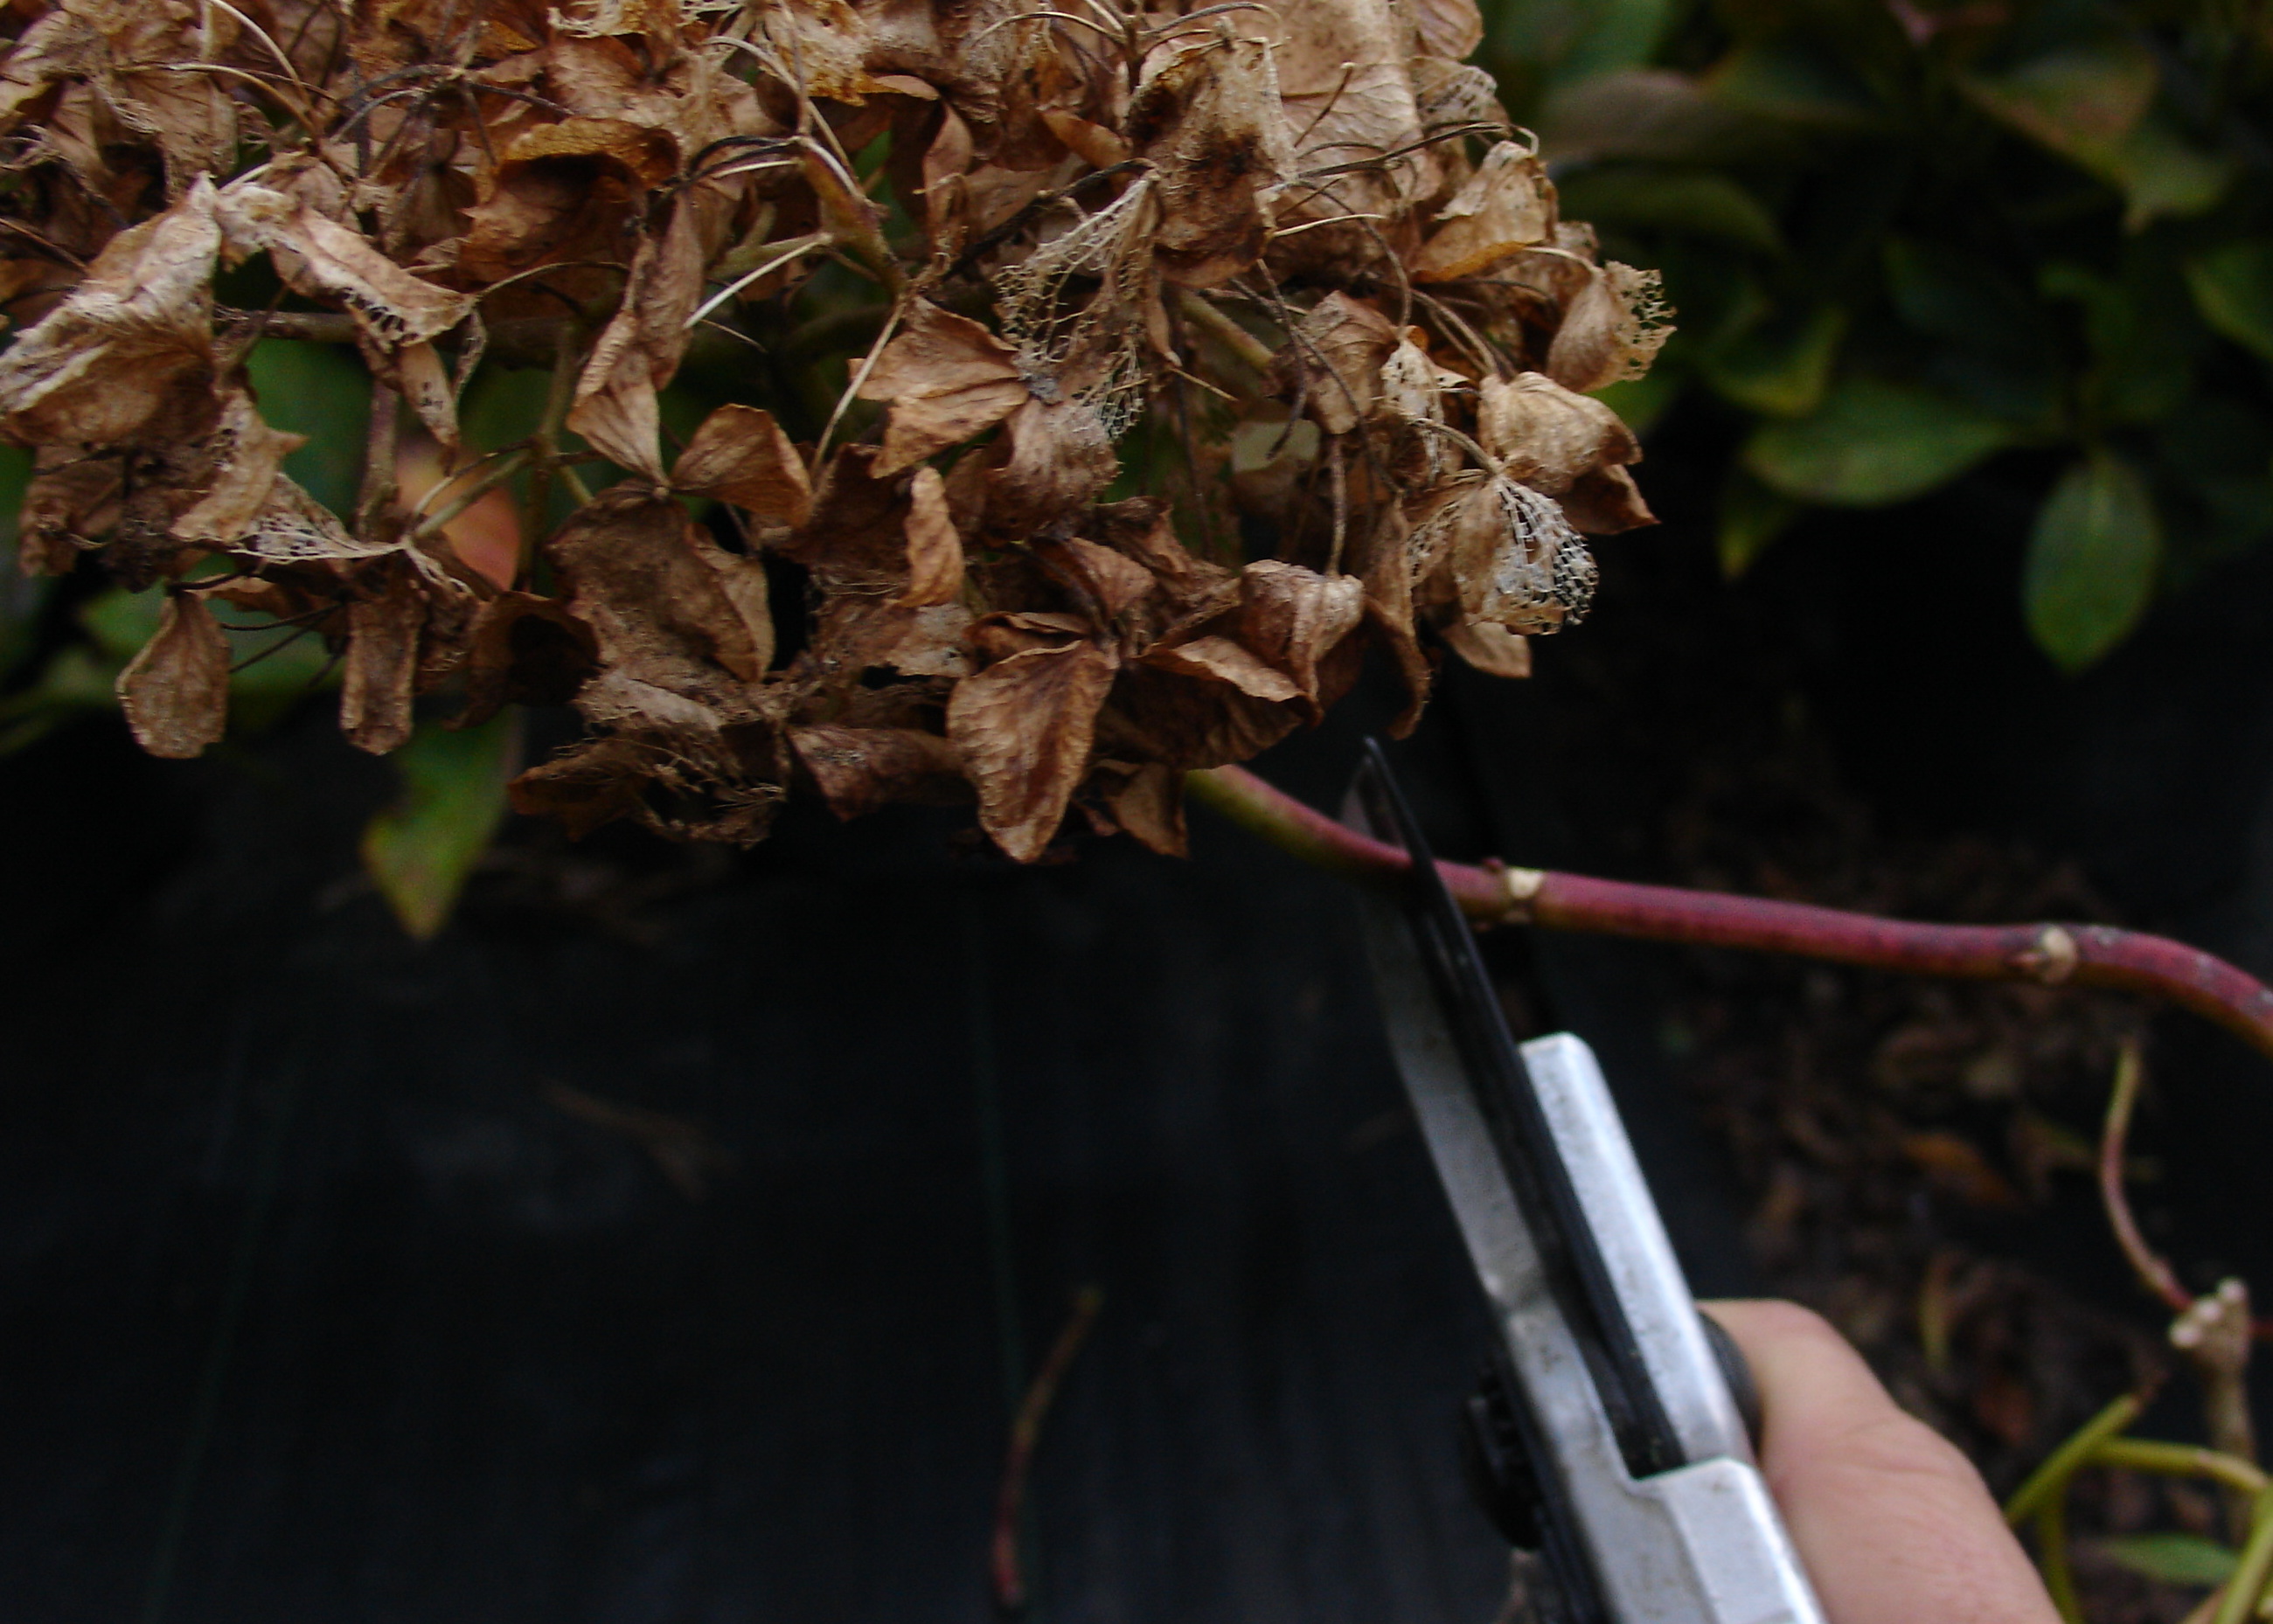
[1702,1300,2061,1624]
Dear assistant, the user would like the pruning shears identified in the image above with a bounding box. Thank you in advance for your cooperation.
[1346,740,1827,1624]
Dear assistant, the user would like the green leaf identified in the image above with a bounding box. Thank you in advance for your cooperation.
[1743,377,2017,504]
[2042,250,2208,427]
[2024,450,2161,672]
[1554,165,1783,253]
[1702,304,1846,417]
[1961,38,2158,164]
[1590,366,1684,439]
[2101,115,2235,231]
[1705,38,1884,128]
[1959,39,2227,227]
[2185,239,2273,363]
[1718,469,1801,576]
[1488,0,1674,87]
[2089,1534,2237,1587]
[361,714,519,940]
[245,339,372,519]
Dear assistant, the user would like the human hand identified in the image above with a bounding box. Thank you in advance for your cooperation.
[1702,1300,2061,1624]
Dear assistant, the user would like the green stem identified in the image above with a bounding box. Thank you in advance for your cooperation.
[2006,1392,2145,1524]
[2037,1497,2083,1624]
[2214,1492,2273,1624]
[2092,1438,2269,1499]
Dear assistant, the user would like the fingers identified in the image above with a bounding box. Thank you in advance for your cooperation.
[1702,1300,2061,1624]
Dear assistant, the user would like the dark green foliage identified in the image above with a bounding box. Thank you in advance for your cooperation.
[1481,0,2273,668]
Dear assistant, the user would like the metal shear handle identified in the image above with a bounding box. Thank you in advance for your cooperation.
[1347,742,1825,1624]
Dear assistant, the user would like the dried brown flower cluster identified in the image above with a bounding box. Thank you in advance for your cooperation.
[0,0,1667,858]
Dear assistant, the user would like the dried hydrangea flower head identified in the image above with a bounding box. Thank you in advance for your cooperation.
[0,0,1669,860]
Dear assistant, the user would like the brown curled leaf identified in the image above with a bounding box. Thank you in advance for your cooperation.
[984,395,1117,537]
[1127,35,1287,288]
[672,404,813,525]
[116,591,230,759]
[170,388,304,544]
[567,195,711,479]
[856,301,1032,477]
[947,636,1118,862]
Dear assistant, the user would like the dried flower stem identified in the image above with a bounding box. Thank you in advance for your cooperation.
[991,1285,1104,1614]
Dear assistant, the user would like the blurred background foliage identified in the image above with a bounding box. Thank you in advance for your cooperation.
[5,0,2273,934]
[1487,0,2273,674]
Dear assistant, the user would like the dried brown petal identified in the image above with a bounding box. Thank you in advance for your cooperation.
[1559,464,1657,535]
[1237,560,1365,713]
[673,404,814,525]
[856,300,1031,477]
[1545,262,1674,394]
[899,465,963,607]
[1127,35,1289,288]
[947,636,1118,862]
[1352,504,1431,735]
[569,194,711,478]
[1141,634,1302,702]
[0,177,219,447]
[1282,292,1401,436]
[1411,0,1484,65]
[1410,472,1596,635]
[547,488,770,694]
[1095,663,1300,768]
[116,590,230,759]
[458,590,602,726]
[1413,141,1557,283]
[985,394,1116,537]
[1477,371,1639,496]
[340,578,425,754]
[509,736,652,839]
[19,448,122,573]
[1094,759,1187,856]
[215,183,473,348]
[1440,620,1532,678]
[170,388,304,543]
[791,724,965,819]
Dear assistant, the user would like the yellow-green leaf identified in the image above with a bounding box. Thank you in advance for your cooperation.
[2186,240,2273,363]
[1718,470,1800,577]
[2089,1534,2237,1588]
[2024,451,2161,673]
[361,714,518,940]
[1743,377,2016,505]
[1554,166,1783,253]
[1702,305,1846,418]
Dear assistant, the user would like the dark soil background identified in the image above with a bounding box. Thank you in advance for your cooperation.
[6,401,2273,1621]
